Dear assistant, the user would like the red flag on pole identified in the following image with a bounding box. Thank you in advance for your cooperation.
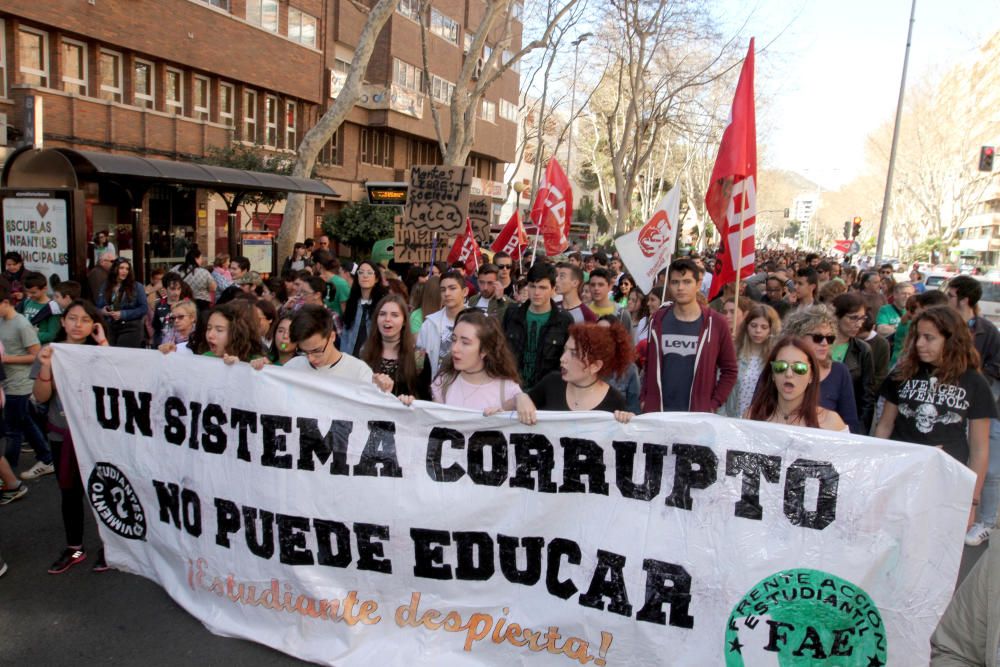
[705,39,757,300]
[530,159,573,256]
[491,210,528,260]
[447,217,481,274]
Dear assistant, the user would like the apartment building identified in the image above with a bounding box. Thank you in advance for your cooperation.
[0,0,519,272]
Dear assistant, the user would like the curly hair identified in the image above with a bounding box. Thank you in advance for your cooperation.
[360,294,420,396]
[783,305,837,338]
[893,305,981,385]
[436,308,521,401]
[734,303,781,360]
[571,321,633,378]
[208,300,265,361]
[747,335,823,428]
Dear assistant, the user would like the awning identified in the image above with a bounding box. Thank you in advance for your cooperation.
[2,146,337,197]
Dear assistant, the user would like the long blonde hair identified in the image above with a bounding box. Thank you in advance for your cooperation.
[734,303,781,360]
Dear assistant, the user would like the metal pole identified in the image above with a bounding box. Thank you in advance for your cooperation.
[566,33,591,186]
[875,0,917,266]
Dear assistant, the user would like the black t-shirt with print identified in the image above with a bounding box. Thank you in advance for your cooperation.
[880,365,998,462]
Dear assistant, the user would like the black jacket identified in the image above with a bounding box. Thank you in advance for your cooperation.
[502,300,573,390]
[972,316,1000,384]
[842,337,876,431]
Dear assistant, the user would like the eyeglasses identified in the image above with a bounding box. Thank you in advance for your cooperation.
[771,360,810,376]
[297,336,331,359]
[497,263,512,269]
[843,314,866,322]
[807,333,836,345]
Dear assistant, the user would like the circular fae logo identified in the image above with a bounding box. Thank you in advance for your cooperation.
[638,211,670,257]
[725,568,886,666]
[87,462,147,540]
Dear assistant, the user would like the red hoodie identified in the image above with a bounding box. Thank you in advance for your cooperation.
[639,303,738,413]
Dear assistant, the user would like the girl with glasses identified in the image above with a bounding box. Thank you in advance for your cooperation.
[722,304,781,419]
[784,306,861,433]
[340,260,388,357]
[875,306,996,530]
[746,335,847,432]
[832,293,876,431]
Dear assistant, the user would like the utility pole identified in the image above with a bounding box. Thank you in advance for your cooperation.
[875,0,917,265]
[566,33,592,185]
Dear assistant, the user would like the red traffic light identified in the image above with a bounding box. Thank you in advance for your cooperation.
[853,216,862,224]
[981,146,995,172]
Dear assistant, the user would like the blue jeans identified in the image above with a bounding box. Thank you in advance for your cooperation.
[977,381,1000,528]
[3,394,52,469]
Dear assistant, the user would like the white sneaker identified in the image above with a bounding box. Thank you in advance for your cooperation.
[20,461,54,480]
[965,523,992,547]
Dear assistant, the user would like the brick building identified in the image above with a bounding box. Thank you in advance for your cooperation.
[0,0,519,273]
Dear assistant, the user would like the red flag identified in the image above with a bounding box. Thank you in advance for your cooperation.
[832,240,853,254]
[491,210,528,259]
[447,217,481,273]
[530,159,573,255]
[706,39,756,300]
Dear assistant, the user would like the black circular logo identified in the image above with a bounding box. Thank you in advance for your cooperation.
[87,462,147,540]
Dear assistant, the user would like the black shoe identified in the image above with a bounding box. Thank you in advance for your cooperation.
[92,548,110,573]
[48,547,86,574]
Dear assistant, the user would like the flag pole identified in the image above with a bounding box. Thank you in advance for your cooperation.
[530,231,541,268]
[428,232,439,276]
[732,218,746,336]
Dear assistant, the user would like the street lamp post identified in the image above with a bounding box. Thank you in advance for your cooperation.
[566,32,592,186]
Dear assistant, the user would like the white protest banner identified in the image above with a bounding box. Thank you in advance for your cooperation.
[614,184,681,294]
[53,345,973,666]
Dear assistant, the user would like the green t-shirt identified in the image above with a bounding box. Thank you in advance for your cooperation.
[21,298,60,344]
[876,304,903,327]
[890,320,910,366]
[522,308,552,385]
[831,342,849,363]
[324,275,350,316]
[410,308,425,335]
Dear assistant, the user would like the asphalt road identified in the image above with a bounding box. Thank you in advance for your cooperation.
[0,457,989,665]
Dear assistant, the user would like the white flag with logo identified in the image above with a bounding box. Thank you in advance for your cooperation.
[614,183,681,294]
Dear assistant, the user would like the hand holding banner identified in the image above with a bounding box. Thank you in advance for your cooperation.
[614,183,681,294]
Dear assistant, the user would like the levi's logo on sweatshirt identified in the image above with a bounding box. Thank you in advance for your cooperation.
[661,334,698,356]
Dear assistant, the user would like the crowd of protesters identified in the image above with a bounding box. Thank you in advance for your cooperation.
[0,237,998,661]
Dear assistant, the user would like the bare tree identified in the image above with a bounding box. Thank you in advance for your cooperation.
[276,0,401,263]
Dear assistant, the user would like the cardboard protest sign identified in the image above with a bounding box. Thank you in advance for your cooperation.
[468,197,492,245]
[404,165,472,235]
[393,218,436,264]
[54,345,974,666]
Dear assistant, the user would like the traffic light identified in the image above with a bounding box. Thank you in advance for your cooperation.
[980,146,995,172]
[851,217,862,238]
[844,221,851,238]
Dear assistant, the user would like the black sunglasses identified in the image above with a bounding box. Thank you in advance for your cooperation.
[807,333,836,345]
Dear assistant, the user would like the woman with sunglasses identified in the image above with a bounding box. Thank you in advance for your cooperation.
[784,306,861,433]
[876,306,996,525]
[831,293,876,431]
[747,335,847,431]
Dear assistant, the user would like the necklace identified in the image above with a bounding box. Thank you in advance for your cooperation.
[568,378,603,409]
[569,377,600,389]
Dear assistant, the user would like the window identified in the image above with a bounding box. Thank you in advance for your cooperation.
[285,100,296,148]
[499,99,517,122]
[480,100,496,123]
[288,7,317,47]
[165,67,184,115]
[247,0,279,32]
[392,58,422,91]
[360,128,393,167]
[61,39,87,95]
[199,0,229,8]
[134,59,155,109]
[503,50,519,74]
[193,75,210,120]
[463,33,474,54]
[409,139,441,166]
[99,50,123,102]
[513,2,523,21]
[219,82,235,126]
[398,0,420,21]
[243,89,258,141]
[430,75,454,104]
[430,9,459,45]
[318,127,341,165]
[265,95,278,146]
[0,19,6,97]
[330,58,350,97]
[18,27,49,87]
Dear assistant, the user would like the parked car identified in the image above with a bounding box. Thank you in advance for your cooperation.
[924,272,955,291]
[975,277,1000,325]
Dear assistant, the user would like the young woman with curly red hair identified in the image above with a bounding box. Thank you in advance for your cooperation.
[491,321,635,424]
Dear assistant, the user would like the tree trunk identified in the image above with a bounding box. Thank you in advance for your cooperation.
[276,0,401,264]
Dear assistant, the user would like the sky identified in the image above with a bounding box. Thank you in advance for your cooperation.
[733,0,1000,189]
